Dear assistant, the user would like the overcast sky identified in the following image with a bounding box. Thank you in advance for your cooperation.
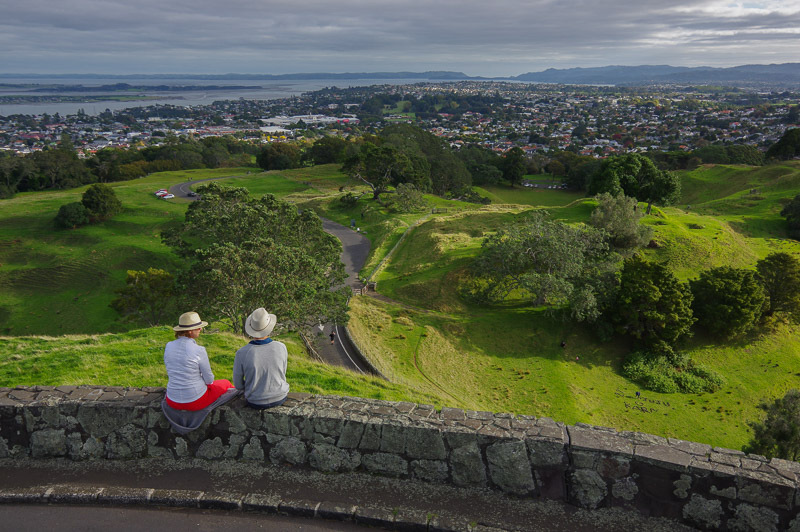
[2,1,799,76]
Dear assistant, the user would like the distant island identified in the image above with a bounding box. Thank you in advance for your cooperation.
[3,64,800,87]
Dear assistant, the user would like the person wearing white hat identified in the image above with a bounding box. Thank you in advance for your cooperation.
[233,308,289,409]
[164,311,234,411]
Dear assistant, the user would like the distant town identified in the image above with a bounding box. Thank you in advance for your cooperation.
[1,81,797,160]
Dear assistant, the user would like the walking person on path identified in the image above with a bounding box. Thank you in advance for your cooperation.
[330,330,337,345]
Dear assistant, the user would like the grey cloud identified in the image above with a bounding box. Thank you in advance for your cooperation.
[1,0,798,75]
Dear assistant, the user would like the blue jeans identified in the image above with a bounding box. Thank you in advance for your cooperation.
[246,395,287,409]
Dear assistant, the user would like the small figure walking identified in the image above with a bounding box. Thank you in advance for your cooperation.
[330,330,336,345]
[636,391,641,398]
[575,356,579,362]
[560,341,566,348]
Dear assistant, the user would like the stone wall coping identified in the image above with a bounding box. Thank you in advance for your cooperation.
[1,385,793,481]
[3,385,799,529]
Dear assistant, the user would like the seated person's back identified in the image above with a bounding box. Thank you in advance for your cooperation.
[233,308,289,409]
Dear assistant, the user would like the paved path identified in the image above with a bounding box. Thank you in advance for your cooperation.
[169,176,373,375]
[0,460,691,532]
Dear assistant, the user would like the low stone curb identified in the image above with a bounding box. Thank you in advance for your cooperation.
[0,485,490,532]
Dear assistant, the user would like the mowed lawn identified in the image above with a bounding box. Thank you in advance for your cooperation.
[349,165,800,449]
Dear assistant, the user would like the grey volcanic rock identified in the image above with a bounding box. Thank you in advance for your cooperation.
[241,436,264,461]
[31,428,66,458]
[195,437,224,460]
[728,503,779,532]
[569,470,608,509]
[269,437,307,465]
[361,452,407,477]
[450,443,486,487]
[682,494,723,529]
[309,443,360,472]
[486,441,534,495]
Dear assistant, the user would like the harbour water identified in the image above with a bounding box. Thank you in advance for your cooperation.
[0,77,427,116]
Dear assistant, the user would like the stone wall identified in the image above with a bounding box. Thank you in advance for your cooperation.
[1,385,799,531]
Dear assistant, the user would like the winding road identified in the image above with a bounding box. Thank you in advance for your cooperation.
[169,177,374,374]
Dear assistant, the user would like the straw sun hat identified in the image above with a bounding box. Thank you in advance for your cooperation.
[245,308,277,338]
[173,311,209,332]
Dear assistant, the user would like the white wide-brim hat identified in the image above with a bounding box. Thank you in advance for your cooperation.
[245,308,277,338]
[173,311,208,331]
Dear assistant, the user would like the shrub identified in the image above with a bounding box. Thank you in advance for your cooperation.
[54,201,90,229]
[81,183,122,221]
[622,349,724,394]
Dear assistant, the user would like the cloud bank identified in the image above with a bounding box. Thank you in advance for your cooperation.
[2,1,799,75]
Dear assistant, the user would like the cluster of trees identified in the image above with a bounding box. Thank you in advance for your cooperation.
[648,144,765,170]
[466,196,800,392]
[54,183,122,229]
[0,135,258,198]
[341,124,473,201]
[113,183,349,334]
[766,128,800,161]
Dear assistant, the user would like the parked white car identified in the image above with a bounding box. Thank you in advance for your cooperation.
[162,194,175,199]
[155,189,169,197]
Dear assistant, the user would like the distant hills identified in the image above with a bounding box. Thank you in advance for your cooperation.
[511,63,800,86]
[4,64,800,87]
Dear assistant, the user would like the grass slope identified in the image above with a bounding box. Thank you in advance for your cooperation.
[0,327,440,404]
[348,162,800,449]
[0,166,348,336]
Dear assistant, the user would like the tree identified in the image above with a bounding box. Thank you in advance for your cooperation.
[766,128,800,161]
[307,136,348,165]
[54,202,90,229]
[81,183,122,221]
[394,183,427,213]
[690,267,765,338]
[589,193,653,253]
[502,147,526,187]
[609,255,695,347]
[747,389,800,460]
[588,154,680,214]
[756,252,800,319]
[780,194,800,240]
[466,212,619,322]
[110,268,175,326]
[256,142,301,170]
[344,142,425,201]
[163,182,348,333]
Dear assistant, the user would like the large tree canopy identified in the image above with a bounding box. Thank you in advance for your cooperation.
[609,255,695,347]
[689,266,765,339]
[163,182,348,333]
[756,252,800,319]
[747,389,800,461]
[766,128,800,161]
[343,124,471,200]
[466,212,619,322]
[587,153,680,214]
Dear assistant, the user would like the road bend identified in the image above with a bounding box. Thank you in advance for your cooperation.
[170,178,375,374]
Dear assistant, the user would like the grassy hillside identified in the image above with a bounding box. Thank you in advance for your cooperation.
[347,161,800,449]
[4,161,800,450]
[0,327,440,404]
[0,166,344,336]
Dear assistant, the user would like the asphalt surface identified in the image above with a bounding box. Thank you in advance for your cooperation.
[0,459,694,532]
[0,505,361,531]
[168,177,374,375]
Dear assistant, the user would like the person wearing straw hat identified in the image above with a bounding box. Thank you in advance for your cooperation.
[163,311,234,411]
[233,308,289,409]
